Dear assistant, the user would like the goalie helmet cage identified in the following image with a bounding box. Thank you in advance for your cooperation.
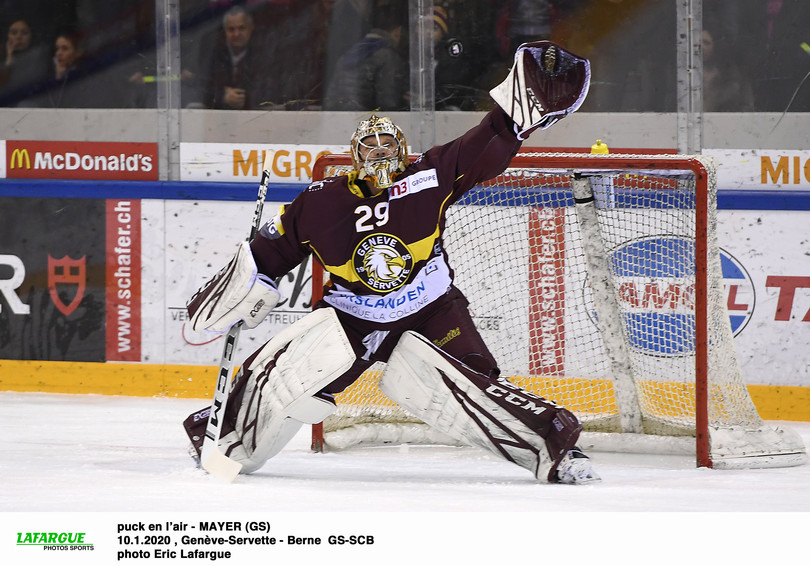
[308,152,806,470]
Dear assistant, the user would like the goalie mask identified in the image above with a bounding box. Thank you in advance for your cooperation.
[350,115,408,189]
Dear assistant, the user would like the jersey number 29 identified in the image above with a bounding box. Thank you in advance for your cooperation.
[354,203,389,232]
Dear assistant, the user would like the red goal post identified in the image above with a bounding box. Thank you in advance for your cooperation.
[307,151,806,470]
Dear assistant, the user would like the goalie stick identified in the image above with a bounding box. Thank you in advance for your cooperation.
[200,152,271,481]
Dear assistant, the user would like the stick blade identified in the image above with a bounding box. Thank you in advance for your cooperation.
[201,440,242,482]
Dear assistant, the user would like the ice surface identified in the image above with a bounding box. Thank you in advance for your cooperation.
[2,392,808,564]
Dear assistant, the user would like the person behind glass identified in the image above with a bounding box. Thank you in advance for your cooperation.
[52,32,82,81]
[432,5,478,111]
[322,0,373,97]
[247,0,336,110]
[322,0,408,111]
[204,6,264,110]
[1,18,33,85]
[34,30,97,108]
[0,18,49,105]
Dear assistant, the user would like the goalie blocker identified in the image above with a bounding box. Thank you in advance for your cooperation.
[187,240,280,333]
[380,331,599,484]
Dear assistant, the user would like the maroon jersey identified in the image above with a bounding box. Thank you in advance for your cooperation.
[251,108,521,327]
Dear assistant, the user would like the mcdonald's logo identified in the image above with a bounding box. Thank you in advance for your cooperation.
[5,141,158,180]
[9,148,31,169]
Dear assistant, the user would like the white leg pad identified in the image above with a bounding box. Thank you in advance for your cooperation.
[380,331,556,481]
[287,394,337,424]
[220,418,303,475]
[223,308,353,474]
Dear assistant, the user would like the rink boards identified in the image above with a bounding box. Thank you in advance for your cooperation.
[0,180,808,420]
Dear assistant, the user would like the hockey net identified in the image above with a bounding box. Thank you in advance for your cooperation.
[309,152,806,469]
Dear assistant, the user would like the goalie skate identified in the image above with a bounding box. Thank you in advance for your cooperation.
[187,442,201,468]
[555,447,600,484]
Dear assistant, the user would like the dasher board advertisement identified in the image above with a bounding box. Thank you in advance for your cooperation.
[705,148,810,190]
[180,143,348,184]
[4,141,158,181]
[0,198,141,362]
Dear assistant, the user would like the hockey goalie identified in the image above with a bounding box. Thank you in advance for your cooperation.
[183,41,599,484]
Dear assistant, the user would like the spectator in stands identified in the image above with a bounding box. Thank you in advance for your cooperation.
[322,0,373,98]
[504,0,554,54]
[203,6,267,110]
[0,18,49,106]
[322,0,408,111]
[1,18,34,84]
[52,32,83,82]
[702,27,755,112]
[433,6,477,110]
[25,29,113,108]
[294,0,338,109]
[248,0,336,109]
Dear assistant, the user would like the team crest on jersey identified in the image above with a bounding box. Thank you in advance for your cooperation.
[353,233,413,292]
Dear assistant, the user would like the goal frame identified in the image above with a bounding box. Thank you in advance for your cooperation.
[307,152,715,468]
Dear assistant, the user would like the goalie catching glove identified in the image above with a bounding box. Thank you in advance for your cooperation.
[187,240,280,333]
[490,40,591,140]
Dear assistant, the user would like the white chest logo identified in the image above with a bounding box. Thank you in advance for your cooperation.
[353,234,413,292]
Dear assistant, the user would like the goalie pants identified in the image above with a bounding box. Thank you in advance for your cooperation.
[183,286,494,455]
[184,287,492,452]
[319,285,499,394]
[183,286,581,472]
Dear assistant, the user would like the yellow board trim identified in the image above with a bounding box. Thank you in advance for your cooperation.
[1,360,808,421]
[747,384,810,422]
[0,360,218,399]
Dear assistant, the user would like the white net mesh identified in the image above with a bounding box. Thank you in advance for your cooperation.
[315,153,805,467]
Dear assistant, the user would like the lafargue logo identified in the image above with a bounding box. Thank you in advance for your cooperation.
[16,531,94,552]
[585,236,755,357]
[353,233,413,292]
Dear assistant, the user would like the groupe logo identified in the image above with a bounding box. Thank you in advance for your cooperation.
[584,235,755,357]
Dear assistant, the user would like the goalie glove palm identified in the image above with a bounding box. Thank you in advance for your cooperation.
[187,241,280,333]
[490,40,591,140]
